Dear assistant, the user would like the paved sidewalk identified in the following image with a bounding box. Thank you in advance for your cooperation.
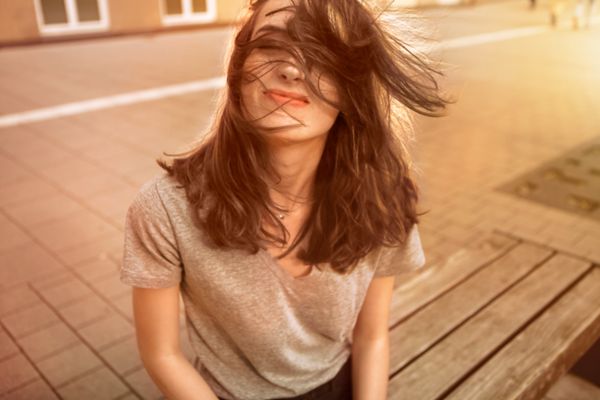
[1,0,599,398]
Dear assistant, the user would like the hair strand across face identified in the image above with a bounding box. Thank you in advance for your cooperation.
[157,0,454,273]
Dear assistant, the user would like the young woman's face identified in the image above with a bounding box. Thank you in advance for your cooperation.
[240,0,340,143]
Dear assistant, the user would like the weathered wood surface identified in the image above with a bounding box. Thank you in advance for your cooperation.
[542,373,600,400]
[387,232,599,400]
[389,233,519,326]
[390,255,589,400]
[388,237,554,376]
[444,266,600,400]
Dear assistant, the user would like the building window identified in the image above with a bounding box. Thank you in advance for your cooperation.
[160,0,217,25]
[34,0,109,35]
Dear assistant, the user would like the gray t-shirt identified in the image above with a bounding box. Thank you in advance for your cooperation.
[120,172,426,400]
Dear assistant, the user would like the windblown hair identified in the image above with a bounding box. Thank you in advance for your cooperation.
[157,0,453,274]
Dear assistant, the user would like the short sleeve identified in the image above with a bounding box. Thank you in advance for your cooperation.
[373,224,426,277]
[120,179,183,288]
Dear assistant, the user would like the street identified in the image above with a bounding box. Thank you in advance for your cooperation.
[0,0,599,398]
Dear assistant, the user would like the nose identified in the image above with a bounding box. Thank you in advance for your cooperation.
[276,62,304,83]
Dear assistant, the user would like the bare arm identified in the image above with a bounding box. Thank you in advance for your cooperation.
[133,285,220,400]
[351,275,396,400]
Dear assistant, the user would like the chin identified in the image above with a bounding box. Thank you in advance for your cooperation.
[262,128,329,145]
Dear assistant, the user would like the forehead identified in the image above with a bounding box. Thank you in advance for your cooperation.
[252,0,295,34]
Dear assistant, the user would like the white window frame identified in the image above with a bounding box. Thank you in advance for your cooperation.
[33,0,110,36]
[160,0,217,26]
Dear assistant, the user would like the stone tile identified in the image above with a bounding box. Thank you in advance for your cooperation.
[419,228,444,249]
[538,221,587,246]
[0,176,60,208]
[78,140,134,163]
[17,323,79,362]
[28,212,120,253]
[96,151,157,176]
[86,187,136,228]
[37,277,95,309]
[111,292,133,322]
[28,270,73,291]
[2,135,74,172]
[57,367,129,400]
[0,284,39,317]
[78,313,134,350]
[438,221,481,246]
[0,354,39,394]
[0,328,19,360]
[0,215,30,253]
[0,126,34,152]
[29,117,106,153]
[124,367,163,400]
[0,243,66,290]
[73,258,119,284]
[36,343,103,387]
[509,212,550,236]
[108,213,127,232]
[37,158,106,186]
[60,170,133,199]
[0,154,33,186]
[2,192,89,229]
[58,233,123,268]
[91,273,132,300]
[99,336,143,375]
[40,278,96,308]
[58,295,113,329]
[125,165,165,189]
[1,302,59,338]
[1,378,59,400]
[432,238,464,261]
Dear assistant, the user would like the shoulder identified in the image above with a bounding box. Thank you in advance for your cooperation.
[371,223,426,277]
[128,173,188,220]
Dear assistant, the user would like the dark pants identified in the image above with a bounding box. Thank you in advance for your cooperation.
[219,356,353,400]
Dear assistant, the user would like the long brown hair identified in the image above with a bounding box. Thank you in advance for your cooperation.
[157,0,453,274]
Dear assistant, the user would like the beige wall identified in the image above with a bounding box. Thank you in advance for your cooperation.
[0,0,40,43]
[108,0,162,33]
[0,0,249,45]
[216,0,247,24]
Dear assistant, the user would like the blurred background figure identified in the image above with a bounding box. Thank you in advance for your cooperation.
[530,0,537,10]
[573,0,597,28]
[550,0,597,28]
[549,0,573,26]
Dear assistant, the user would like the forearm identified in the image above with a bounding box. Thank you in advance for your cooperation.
[351,335,390,400]
[143,352,219,400]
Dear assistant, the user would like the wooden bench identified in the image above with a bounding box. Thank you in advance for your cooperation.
[386,231,600,399]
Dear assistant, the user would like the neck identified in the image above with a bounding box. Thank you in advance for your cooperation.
[265,136,327,207]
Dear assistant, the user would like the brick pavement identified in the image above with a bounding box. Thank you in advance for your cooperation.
[1,0,599,398]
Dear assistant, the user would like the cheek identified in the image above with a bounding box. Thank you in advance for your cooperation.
[313,82,341,124]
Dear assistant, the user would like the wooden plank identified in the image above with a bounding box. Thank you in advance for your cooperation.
[445,265,600,400]
[388,252,590,400]
[543,373,600,400]
[390,232,519,326]
[388,240,552,377]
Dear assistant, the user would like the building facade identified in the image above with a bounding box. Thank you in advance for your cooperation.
[0,0,247,47]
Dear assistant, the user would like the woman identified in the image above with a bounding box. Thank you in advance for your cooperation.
[120,0,451,399]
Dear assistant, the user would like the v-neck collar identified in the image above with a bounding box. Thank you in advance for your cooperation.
[257,248,323,283]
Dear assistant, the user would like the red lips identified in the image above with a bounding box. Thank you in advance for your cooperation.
[264,89,310,104]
